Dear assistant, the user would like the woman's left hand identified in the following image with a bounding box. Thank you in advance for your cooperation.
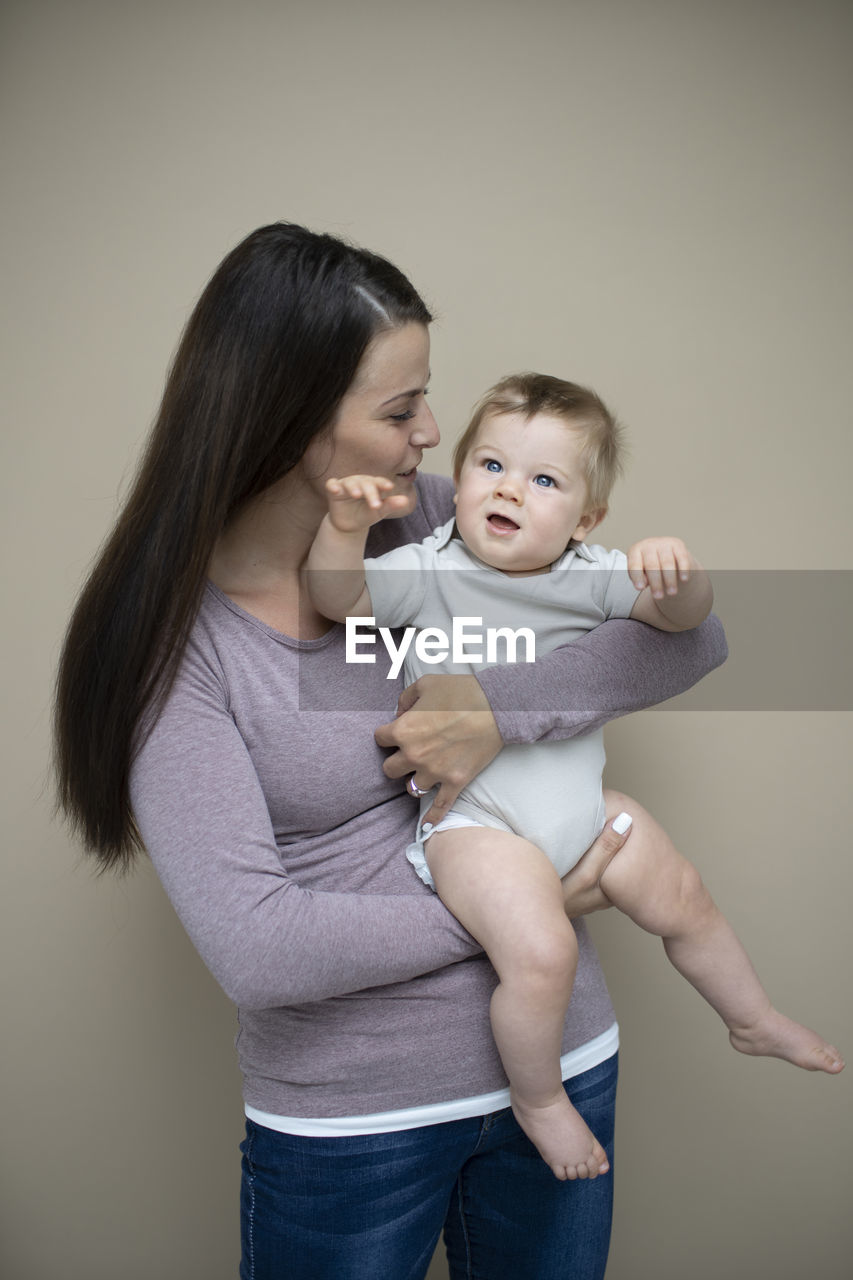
[374,674,503,826]
[561,814,632,918]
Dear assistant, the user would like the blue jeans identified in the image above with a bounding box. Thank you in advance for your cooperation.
[239,1053,617,1280]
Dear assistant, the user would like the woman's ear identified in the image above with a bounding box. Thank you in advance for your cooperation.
[572,507,607,542]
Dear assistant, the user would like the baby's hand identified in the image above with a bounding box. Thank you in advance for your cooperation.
[627,536,698,600]
[325,475,415,533]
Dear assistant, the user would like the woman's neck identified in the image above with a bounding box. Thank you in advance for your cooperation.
[208,471,331,637]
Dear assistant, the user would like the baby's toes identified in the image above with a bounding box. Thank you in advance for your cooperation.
[815,1044,845,1072]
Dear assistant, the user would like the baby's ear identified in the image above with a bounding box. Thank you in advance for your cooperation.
[572,507,607,542]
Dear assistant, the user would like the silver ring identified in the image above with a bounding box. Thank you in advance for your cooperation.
[407,776,430,798]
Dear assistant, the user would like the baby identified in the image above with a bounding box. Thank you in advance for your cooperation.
[306,372,844,1181]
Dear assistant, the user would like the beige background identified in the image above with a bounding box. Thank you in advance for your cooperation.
[2,2,851,1277]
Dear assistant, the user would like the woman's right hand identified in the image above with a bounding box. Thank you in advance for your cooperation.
[561,813,632,918]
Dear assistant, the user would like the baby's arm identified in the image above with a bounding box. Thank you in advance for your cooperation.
[627,536,713,632]
[306,475,411,621]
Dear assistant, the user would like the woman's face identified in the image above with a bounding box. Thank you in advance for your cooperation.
[303,323,438,502]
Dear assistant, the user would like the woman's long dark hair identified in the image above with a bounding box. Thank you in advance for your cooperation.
[54,222,432,871]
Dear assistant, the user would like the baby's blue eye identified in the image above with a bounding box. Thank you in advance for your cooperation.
[534,474,556,488]
[484,459,502,473]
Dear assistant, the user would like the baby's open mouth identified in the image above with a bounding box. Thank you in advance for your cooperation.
[487,513,520,532]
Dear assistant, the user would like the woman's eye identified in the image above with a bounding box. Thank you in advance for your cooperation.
[534,474,556,488]
[389,390,427,423]
[484,459,502,473]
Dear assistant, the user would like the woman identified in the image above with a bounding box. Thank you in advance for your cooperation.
[54,222,727,1279]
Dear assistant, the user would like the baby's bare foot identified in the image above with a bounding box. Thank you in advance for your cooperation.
[729,1007,844,1073]
[511,1089,610,1181]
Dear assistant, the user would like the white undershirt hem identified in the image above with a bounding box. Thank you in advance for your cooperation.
[245,1022,619,1138]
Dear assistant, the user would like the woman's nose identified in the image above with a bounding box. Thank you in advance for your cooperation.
[411,402,440,449]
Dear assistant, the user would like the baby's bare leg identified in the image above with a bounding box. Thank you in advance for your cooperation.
[426,826,609,1180]
[600,790,844,1073]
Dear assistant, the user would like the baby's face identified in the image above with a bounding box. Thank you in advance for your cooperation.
[453,411,602,576]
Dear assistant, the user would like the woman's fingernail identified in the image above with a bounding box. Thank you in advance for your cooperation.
[612,812,632,835]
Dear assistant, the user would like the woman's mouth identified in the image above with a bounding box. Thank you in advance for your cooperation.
[487,513,520,533]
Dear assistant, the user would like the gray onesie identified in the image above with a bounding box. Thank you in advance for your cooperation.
[365,519,641,883]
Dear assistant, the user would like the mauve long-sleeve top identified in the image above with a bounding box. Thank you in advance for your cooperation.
[130,472,727,1117]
